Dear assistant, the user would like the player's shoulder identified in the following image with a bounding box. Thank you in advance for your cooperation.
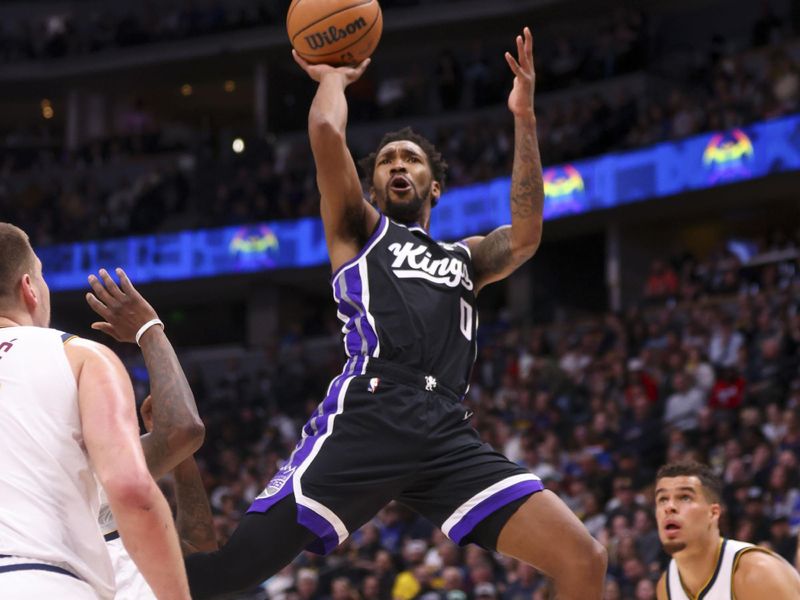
[655,571,668,600]
[63,336,125,372]
[734,546,800,597]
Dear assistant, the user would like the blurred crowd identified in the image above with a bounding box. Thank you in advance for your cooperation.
[135,241,800,600]
[0,0,474,63]
[4,20,800,247]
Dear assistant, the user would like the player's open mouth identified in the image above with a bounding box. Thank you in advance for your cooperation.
[389,176,412,192]
[665,522,681,533]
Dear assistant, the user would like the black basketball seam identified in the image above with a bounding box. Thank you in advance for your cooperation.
[290,0,375,45]
[296,6,381,59]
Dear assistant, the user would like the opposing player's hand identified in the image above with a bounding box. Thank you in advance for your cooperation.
[292,49,370,86]
[85,267,159,344]
[506,27,535,118]
[140,395,155,433]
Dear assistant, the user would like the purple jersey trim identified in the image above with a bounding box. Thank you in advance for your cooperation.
[335,266,379,357]
[330,214,388,283]
[448,480,545,544]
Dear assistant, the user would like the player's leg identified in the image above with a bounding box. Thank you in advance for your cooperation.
[403,393,606,600]
[494,490,607,599]
[185,496,316,599]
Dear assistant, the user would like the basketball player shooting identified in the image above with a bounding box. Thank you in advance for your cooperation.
[185,28,606,599]
[655,461,800,599]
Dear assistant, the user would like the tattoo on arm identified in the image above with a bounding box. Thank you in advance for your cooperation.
[473,118,544,288]
[473,227,514,277]
[174,459,217,554]
[140,331,202,480]
[510,120,544,221]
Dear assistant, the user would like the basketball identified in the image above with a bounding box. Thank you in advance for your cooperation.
[287,0,383,66]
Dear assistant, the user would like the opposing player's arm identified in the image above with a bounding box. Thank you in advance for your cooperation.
[68,339,190,600]
[733,549,800,599]
[293,51,380,271]
[140,396,217,555]
[86,268,204,481]
[656,573,667,600]
[465,28,543,293]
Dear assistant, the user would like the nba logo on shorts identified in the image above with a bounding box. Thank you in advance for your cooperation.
[368,377,380,393]
[260,464,296,498]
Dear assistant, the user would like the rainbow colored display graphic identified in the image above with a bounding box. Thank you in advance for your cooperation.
[229,225,280,268]
[702,129,755,183]
[543,165,586,218]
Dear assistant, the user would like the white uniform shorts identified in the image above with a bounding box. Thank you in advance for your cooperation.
[106,536,156,600]
[0,555,100,599]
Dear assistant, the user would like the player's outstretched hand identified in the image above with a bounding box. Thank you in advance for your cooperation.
[506,27,535,118]
[85,267,159,344]
[292,49,370,86]
[140,395,155,433]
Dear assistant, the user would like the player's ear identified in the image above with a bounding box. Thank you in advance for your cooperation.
[430,181,441,207]
[20,273,38,311]
[368,186,377,205]
[709,502,721,526]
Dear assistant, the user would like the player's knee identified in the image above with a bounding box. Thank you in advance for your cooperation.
[553,533,606,583]
[580,537,607,579]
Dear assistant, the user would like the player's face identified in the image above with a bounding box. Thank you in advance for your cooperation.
[655,476,720,555]
[371,141,440,224]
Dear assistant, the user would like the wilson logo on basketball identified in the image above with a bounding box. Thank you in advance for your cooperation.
[304,17,367,50]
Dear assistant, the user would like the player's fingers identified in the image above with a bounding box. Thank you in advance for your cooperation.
[505,52,522,77]
[292,49,309,70]
[115,267,138,297]
[85,292,111,318]
[523,28,534,68]
[98,268,125,300]
[90,321,115,335]
[352,57,371,78]
[87,274,115,306]
[516,34,524,62]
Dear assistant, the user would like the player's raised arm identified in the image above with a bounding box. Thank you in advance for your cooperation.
[140,396,217,554]
[86,268,204,480]
[466,27,544,293]
[293,50,381,272]
[68,339,190,600]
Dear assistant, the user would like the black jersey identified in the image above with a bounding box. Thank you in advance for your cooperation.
[331,214,478,396]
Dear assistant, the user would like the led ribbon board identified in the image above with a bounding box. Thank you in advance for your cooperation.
[41,114,800,291]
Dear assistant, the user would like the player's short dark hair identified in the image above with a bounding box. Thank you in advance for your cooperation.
[358,127,448,206]
[656,461,723,503]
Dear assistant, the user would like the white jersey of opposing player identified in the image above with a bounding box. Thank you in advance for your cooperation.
[0,326,115,599]
[666,538,772,600]
[97,485,157,600]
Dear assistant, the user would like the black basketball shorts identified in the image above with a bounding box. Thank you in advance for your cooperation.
[247,355,544,554]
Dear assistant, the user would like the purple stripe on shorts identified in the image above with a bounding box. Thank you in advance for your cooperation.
[297,504,342,555]
[448,479,545,544]
[247,358,362,516]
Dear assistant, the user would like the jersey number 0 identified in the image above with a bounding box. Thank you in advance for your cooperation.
[459,299,473,341]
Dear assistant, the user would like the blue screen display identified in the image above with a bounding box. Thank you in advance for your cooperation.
[40,114,800,291]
